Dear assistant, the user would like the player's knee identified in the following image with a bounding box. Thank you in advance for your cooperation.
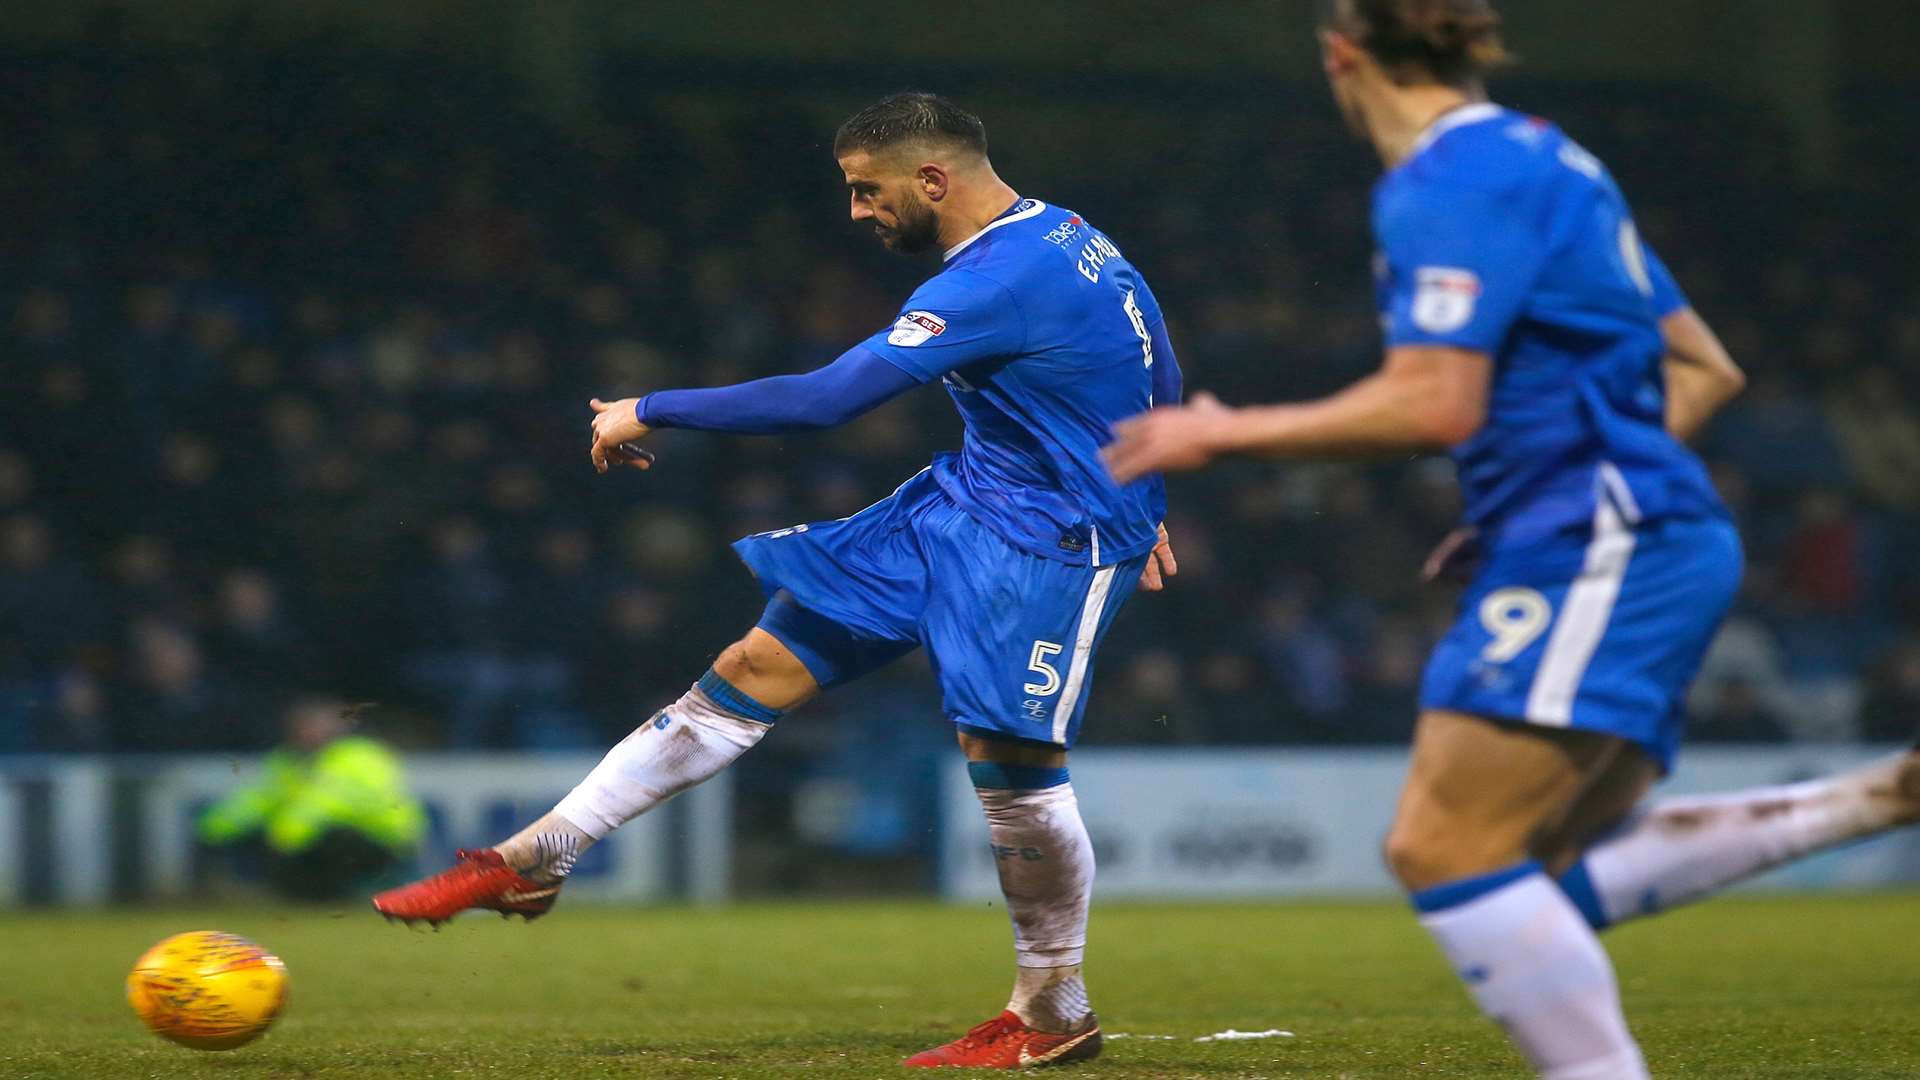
[712,638,757,684]
[1382,816,1520,892]
[1382,823,1445,891]
[711,631,818,712]
[715,632,784,681]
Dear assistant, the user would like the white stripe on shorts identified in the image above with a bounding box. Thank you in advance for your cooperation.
[1053,564,1119,744]
[1523,494,1637,726]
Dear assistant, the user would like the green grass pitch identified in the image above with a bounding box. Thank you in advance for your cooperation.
[2,895,1916,1078]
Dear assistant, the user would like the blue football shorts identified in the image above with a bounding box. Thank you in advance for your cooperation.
[732,470,1147,748]
[1420,505,1744,772]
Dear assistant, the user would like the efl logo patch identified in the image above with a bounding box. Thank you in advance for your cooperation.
[1411,266,1482,333]
[887,310,947,347]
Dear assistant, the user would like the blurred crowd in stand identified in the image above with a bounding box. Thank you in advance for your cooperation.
[5,42,1920,776]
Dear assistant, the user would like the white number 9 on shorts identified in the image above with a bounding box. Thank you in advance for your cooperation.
[1477,587,1551,663]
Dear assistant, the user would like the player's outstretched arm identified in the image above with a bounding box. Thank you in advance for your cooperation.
[1659,306,1744,443]
[1103,346,1490,484]
[584,345,921,473]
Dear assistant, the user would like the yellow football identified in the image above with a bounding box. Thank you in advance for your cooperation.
[126,931,289,1050]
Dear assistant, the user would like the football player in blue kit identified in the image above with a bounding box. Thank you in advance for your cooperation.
[376,92,1179,1069]
[1104,2,1920,1076]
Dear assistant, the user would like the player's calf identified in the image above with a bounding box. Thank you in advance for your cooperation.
[961,733,1096,1037]
[508,663,789,873]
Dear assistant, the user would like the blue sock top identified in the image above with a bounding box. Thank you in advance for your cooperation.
[967,761,1070,790]
[696,668,782,725]
[1410,860,1543,914]
[1555,859,1613,930]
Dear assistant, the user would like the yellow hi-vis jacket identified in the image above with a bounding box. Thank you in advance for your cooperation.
[197,736,427,855]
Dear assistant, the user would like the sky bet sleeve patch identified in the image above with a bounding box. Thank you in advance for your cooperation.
[1410,266,1483,334]
[887,311,947,347]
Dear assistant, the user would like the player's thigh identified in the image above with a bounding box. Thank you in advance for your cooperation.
[729,473,933,683]
[752,589,918,693]
[711,627,824,713]
[1385,708,1624,889]
[1532,745,1661,875]
[956,729,1068,767]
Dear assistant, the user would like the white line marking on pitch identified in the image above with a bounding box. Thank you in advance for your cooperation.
[1194,1028,1296,1042]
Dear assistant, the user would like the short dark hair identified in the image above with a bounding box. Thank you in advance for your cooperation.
[1332,0,1511,87]
[833,92,988,160]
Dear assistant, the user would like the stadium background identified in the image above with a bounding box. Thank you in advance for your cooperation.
[4,0,1920,901]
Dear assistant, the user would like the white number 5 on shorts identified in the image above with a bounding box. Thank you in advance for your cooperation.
[1025,641,1065,696]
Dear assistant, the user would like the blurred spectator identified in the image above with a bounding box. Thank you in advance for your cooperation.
[209,569,304,690]
[0,515,100,676]
[196,697,426,901]
[1778,490,1867,616]
[1256,585,1348,721]
[116,619,245,751]
[0,452,32,512]
[1690,677,1792,743]
[1708,375,1848,492]
[1857,638,1920,744]
[38,667,112,752]
[0,665,111,754]
[1828,367,1920,511]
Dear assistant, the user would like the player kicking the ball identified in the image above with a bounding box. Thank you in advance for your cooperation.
[1104,2,1920,1077]
[375,92,1182,1069]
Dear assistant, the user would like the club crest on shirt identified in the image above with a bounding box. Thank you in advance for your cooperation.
[888,310,947,347]
[1411,266,1482,333]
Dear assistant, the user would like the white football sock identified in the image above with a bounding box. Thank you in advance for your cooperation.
[1009,965,1091,1033]
[498,670,776,882]
[973,764,1095,1033]
[1563,752,1920,927]
[1417,865,1648,1080]
[494,811,591,884]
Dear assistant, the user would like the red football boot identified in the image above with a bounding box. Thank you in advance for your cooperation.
[371,848,560,927]
[903,1010,1102,1069]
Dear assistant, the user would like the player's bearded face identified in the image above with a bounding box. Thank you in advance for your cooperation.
[876,191,940,255]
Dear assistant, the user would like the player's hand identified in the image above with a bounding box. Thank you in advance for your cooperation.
[1420,526,1481,585]
[588,397,654,474]
[1102,392,1234,485]
[1139,523,1178,592]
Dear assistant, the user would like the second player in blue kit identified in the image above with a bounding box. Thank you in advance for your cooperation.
[1370,103,1745,773]
[377,91,1177,1069]
[1103,2,1920,1077]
